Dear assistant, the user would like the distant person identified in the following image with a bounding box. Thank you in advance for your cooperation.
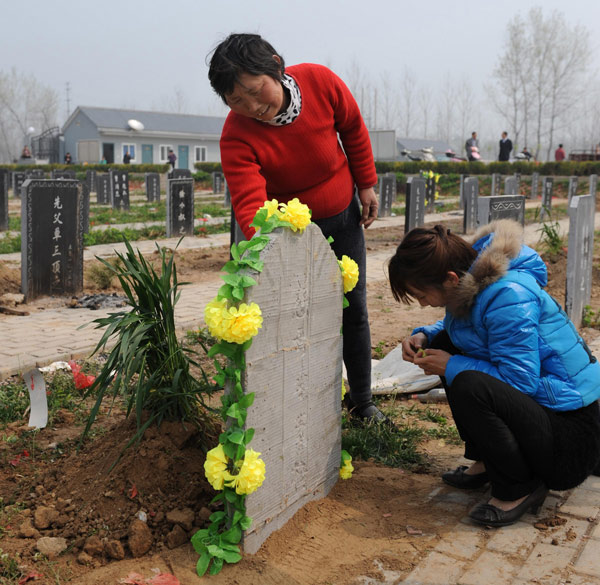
[167,149,177,170]
[123,151,132,164]
[21,145,32,159]
[465,131,479,161]
[521,147,533,162]
[100,156,107,164]
[64,152,72,164]
[498,132,512,162]
[555,144,566,162]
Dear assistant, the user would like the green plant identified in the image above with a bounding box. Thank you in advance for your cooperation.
[537,215,565,256]
[0,549,21,582]
[373,340,386,360]
[81,239,215,450]
[582,305,600,329]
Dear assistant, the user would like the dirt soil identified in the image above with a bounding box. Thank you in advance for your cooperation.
[1,219,600,585]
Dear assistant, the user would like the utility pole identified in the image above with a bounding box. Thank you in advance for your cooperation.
[65,82,71,118]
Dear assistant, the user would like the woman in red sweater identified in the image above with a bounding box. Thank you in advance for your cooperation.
[208,33,385,422]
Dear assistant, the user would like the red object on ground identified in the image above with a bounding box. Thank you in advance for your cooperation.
[68,361,96,390]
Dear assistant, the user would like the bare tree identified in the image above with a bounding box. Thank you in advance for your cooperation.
[0,68,59,162]
[397,67,417,136]
[417,84,433,139]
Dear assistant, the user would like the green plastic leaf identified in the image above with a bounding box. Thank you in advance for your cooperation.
[327,235,334,244]
[240,515,253,530]
[223,550,242,564]
[240,275,257,288]
[222,524,242,544]
[209,511,226,523]
[228,430,245,444]
[190,529,209,554]
[217,283,234,300]
[226,403,240,419]
[342,295,350,309]
[239,392,255,408]
[196,552,211,576]
[222,273,242,287]
[245,427,255,443]
[224,488,238,503]
[232,286,244,300]
[209,556,224,575]
[250,207,268,229]
[230,243,240,261]
[221,260,240,274]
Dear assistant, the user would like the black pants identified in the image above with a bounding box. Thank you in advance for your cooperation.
[313,195,372,406]
[431,331,555,500]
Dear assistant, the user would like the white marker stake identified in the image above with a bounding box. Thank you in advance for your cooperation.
[25,369,48,429]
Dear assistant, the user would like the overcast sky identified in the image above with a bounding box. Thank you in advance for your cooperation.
[2,0,599,127]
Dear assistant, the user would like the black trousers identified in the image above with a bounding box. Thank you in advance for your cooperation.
[313,195,372,407]
[431,331,554,500]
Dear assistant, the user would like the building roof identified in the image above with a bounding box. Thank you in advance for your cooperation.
[63,106,225,136]
[396,137,453,153]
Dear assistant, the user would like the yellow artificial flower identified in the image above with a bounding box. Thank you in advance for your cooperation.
[220,302,263,344]
[341,379,347,401]
[338,255,359,293]
[232,449,266,495]
[204,444,234,491]
[340,457,354,480]
[260,199,281,219]
[434,173,441,183]
[204,297,229,340]
[279,198,311,232]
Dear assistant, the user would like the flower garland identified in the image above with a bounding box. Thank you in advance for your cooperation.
[192,198,355,576]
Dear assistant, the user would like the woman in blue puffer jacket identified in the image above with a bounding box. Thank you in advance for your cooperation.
[388,219,600,527]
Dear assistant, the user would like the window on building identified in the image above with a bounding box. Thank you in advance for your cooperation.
[122,144,136,161]
[160,145,173,162]
[195,146,207,162]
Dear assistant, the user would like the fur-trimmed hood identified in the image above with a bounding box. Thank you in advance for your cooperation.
[446,219,548,318]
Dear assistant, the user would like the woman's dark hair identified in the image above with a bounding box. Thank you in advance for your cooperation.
[208,34,285,104]
[387,225,477,304]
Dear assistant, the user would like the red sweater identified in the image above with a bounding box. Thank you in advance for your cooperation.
[220,63,377,238]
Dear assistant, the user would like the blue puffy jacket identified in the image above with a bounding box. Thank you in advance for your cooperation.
[413,220,600,411]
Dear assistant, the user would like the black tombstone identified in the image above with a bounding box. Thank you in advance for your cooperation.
[109,170,130,210]
[540,177,554,220]
[81,181,90,234]
[97,174,111,204]
[504,176,518,195]
[0,169,8,230]
[212,171,224,194]
[27,170,45,179]
[166,178,195,237]
[145,172,161,202]
[52,169,76,180]
[168,168,192,179]
[463,177,479,234]
[491,173,501,196]
[378,173,396,218]
[21,179,84,301]
[12,172,26,198]
[224,180,231,208]
[425,177,435,209]
[86,170,97,193]
[404,177,426,233]
[530,173,540,200]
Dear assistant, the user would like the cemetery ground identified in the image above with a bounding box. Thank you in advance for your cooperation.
[1,199,600,583]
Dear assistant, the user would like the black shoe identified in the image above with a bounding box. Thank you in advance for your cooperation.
[469,483,548,527]
[442,465,489,489]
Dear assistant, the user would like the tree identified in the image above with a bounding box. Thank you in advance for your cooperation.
[0,68,59,162]
[488,8,591,161]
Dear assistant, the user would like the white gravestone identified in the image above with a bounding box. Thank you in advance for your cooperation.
[240,223,343,554]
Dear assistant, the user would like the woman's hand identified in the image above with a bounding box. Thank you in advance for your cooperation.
[413,349,450,376]
[358,187,378,228]
[402,333,428,363]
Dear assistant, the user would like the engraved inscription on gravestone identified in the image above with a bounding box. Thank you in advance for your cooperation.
[96,174,110,205]
[0,169,8,230]
[405,177,426,233]
[504,176,518,195]
[109,170,130,210]
[477,195,525,227]
[463,176,479,234]
[491,173,501,197]
[212,171,224,194]
[540,177,553,220]
[21,179,84,301]
[378,173,396,218]
[86,170,97,193]
[168,168,192,180]
[166,178,194,237]
[52,169,76,180]
[530,172,540,200]
[568,176,578,201]
[145,172,161,202]
[12,172,26,198]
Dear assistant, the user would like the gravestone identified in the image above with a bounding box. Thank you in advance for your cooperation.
[425,176,435,209]
[212,171,224,194]
[224,180,231,208]
[590,174,598,200]
[514,173,521,193]
[52,169,76,180]
[240,223,342,554]
[378,173,396,218]
[530,172,540,200]
[0,169,8,230]
[109,170,130,210]
[145,172,161,202]
[81,182,90,234]
[504,176,518,195]
[168,168,192,179]
[463,176,479,234]
[491,173,501,197]
[86,170,97,193]
[27,170,45,179]
[21,179,84,301]
[404,177,426,233]
[568,176,578,201]
[459,174,466,209]
[477,195,525,227]
[565,194,595,329]
[12,171,26,198]
[166,178,194,237]
[96,174,111,205]
[540,177,554,220]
